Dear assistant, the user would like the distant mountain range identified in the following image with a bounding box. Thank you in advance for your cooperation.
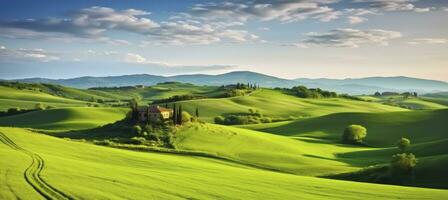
[8,71,448,95]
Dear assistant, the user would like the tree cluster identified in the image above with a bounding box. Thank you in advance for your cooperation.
[152,95,204,104]
[291,86,337,99]
[374,91,418,97]
[234,82,259,90]
[214,109,272,125]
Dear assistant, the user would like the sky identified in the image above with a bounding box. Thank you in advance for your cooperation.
[0,0,447,81]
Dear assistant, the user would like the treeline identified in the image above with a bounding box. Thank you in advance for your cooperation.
[219,82,260,97]
[278,86,337,98]
[152,95,205,104]
[0,103,54,117]
[374,91,418,97]
[214,109,272,125]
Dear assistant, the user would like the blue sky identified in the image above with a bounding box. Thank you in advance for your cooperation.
[0,0,447,81]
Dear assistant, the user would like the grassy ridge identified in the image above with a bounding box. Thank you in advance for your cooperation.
[242,109,448,147]
[358,95,447,110]
[175,123,369,176]
[0,107,128,131]
[0,86,88,111]
[1,127,447,199]
[178,89,407,122]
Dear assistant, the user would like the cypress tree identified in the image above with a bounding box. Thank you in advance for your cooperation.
[178,105,182,125]
[172,104,177,124]
[195,107,199,118]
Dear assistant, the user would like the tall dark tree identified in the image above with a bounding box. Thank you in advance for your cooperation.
[195,107,199,118]
[177,105,183,125]
[172,103,177,124]
[129,98,138,121]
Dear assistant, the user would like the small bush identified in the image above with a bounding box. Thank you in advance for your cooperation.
[390,153,417,183]
[132,125,142,136]
[7,107,21,114]
[35,103,45,110]
[181,111,192,123]
[260,117,272,123]
[214,116,225,124]
[130,137,146,145]
[342,125,367,144]
[396,137,411,152]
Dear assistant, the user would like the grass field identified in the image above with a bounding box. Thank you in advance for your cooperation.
[177,89,407,122]
[241,109,448,147]
[358,95,447,110]
[0,86,88,111]
[174,123,369,176]
[2,127,448,199]
[1,82,448,198]
[0,107,128,131]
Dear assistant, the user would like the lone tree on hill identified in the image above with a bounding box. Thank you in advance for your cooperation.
[396,137,411,152]
[195,107,199,118]
[390,153,417,182]
[342,124,367,144]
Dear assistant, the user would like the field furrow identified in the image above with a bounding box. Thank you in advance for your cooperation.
[0,131,73,200]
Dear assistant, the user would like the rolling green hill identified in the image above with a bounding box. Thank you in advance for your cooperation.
[2,127,447,199]
[358,95,447,110]
[0,107,128,131]
[177,89,407,122]
[92,82,223,103]
[242,109,448,147]
[0,86,89,111]
[174,123,369,176]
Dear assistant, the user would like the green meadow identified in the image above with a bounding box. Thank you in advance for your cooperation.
[1,81,448,199]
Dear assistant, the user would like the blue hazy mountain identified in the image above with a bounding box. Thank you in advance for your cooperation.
[11,71,448,94]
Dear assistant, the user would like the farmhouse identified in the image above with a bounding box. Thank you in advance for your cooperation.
[137,105,173,122]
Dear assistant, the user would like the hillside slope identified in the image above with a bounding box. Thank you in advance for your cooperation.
[0,86,88,111]
[1,127,447,199]
[242,109,448,147]
[0,107,128,131]
[177,89,407,122]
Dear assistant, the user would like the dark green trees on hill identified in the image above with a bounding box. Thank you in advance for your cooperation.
[390,153,418,184]
[291,86,337,99]
[342,125,367,144]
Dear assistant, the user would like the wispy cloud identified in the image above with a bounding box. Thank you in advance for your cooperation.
[0,6,259,45]
[347,16,368,24]
[190,1,341,23]
[300,28,402,48]
[408,38,448,45]
[353,0,431,13]
[0,46,59,62]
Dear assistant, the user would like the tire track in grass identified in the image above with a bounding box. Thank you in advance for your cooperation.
[0,131,73,200]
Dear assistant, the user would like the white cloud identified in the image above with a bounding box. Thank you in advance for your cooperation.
[347,16,368,24]
[353,0,415,11]
[408,38,448,45]
[301,28,402,48]
[414,7,431,13]
[190,1,342,23]
[0,45,5,49]
[0,6,259,45]
[0,47,60,62]
[125,53,170,66]
[353,0,432,13]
